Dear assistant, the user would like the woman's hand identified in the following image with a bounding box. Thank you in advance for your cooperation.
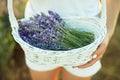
[72,35,110,68]
[72,0,120,69]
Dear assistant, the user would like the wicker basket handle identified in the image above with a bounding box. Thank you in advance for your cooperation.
[7,0,19,30]
[101,0,107,25]
[7,0,107,30]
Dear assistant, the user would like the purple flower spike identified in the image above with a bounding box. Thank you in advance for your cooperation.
[18,10,70,50]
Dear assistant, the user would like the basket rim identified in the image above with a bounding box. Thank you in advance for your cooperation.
[13,23,102,53]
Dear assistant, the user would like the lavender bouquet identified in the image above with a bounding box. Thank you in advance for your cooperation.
[18,11,94,51]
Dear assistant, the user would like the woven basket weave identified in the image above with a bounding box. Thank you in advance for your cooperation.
[7,0,107,67]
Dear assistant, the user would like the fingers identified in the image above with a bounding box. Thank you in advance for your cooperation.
[92,42,107,57]
[72,52,102,68]
[72,37,109,68]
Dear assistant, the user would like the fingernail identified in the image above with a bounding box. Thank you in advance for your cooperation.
[92,54,97,59]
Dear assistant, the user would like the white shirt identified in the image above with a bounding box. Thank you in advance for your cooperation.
[25,0,101,18]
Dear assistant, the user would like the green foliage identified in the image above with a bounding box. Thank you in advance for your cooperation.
[0,0,27,69]
[0,12,15,69]
[57,25,94,50]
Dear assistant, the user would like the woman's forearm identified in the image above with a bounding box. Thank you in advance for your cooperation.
[106,0,120,40]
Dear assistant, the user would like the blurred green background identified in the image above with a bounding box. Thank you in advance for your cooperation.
[0,0,120,80]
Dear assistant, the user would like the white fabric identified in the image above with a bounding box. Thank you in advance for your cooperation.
[64,61,101,77]
[26,58,101,77]
[25,0,101,18]
[26,58,59,71]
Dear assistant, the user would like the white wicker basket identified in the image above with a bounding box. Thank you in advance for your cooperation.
[7,0,107,67]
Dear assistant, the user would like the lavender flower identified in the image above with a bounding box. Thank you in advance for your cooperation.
[18,10,94,51]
